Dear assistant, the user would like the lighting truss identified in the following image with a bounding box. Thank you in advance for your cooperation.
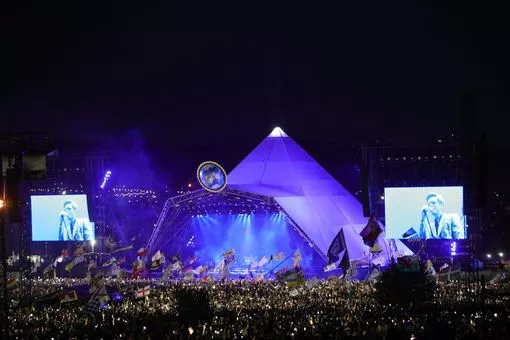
[146,187,323,259]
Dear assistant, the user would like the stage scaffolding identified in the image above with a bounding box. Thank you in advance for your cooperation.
[146,187,325,260]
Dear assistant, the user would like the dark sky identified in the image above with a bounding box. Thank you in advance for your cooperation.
[3,2,510,181]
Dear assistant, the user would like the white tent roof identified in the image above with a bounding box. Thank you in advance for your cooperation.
[228,127,380,260]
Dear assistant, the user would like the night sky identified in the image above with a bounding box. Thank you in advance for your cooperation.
[4,2,510,185]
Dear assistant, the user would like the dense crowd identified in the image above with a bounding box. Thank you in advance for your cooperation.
[4,276,510,339]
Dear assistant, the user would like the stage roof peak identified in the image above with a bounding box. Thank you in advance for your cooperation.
[268,127,288,138]
[228,127,373,259]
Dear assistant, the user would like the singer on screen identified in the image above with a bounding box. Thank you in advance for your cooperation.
[419,192,464,239]
[58,199,94,241]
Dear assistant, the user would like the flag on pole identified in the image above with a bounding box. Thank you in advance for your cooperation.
[65,255,86,271]
[293,249,302,264]
[359,215,383,248]
[214,259,225,272]
[328,228,345,263]
[327,228,350,275]
[111,244,134,254]
[273,252,285,261]
[223,249,236,268]
[7,279,18,290]
[369,242,383,253]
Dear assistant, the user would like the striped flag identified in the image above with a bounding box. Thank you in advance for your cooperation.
[7,279,18,290]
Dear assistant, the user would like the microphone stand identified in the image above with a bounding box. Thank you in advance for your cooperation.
[422,211,433,238]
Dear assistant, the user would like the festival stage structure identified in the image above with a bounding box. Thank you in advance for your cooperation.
[147,128,411,272]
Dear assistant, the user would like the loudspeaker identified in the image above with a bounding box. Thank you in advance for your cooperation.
[360,165,371,217]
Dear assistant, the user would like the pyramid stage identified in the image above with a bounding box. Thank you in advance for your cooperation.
[146,128,411,277]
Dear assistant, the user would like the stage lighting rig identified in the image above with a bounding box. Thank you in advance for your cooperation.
[100,170,112,189]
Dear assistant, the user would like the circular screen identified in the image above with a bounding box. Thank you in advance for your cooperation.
[197,161,227,192]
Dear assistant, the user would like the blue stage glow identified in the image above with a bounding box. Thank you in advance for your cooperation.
[190,212,317,271]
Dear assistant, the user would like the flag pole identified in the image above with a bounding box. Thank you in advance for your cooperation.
[263,253,294,278]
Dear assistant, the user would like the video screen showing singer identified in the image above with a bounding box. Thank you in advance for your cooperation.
[58,199,94,241]
[419,192,464,239]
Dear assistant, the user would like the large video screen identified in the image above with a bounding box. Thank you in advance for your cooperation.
[384,186,465,240]
[31,195,95,241]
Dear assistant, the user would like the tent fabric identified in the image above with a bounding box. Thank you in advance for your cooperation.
[228,127,412,260]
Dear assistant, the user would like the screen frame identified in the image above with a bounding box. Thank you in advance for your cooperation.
[383,186,466,240]
[30,194,95,241]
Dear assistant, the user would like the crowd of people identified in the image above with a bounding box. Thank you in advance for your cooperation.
[3,275,510,339]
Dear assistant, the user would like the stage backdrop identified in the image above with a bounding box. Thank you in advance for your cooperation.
[384,186,464,240]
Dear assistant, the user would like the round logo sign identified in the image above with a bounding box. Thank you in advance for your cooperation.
[196,161,227,192]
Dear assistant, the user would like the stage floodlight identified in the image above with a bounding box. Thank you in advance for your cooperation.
[450,241,457,256]
[100,170,112,189]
